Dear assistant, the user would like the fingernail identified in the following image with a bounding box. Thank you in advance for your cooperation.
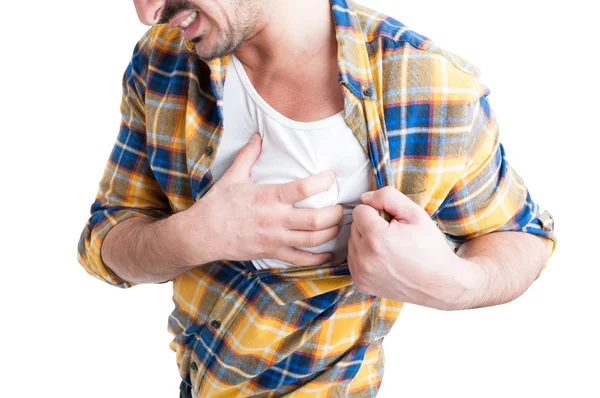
[361,191,374,201]
[250,133,260,143]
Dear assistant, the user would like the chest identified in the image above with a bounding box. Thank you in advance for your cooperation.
[253,80,345,123]
[240,58,344,123]
[212,66,373,209]
[143,61,392,211]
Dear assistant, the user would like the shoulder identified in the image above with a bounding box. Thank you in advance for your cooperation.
[352,1,486,103]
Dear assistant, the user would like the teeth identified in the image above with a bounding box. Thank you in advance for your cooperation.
[179,12,198,29]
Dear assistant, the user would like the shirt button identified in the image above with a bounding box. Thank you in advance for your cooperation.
[363,87,373,97]
[190,362,198,371]
[205,146,214,156]
[210,319,221,329]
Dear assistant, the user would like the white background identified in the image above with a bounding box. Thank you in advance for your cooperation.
[1,0,597,397]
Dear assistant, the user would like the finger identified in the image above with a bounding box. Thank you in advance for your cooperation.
[347,240,359,275]
[350,217,362,239]
[283,204,344,231]
[276,248,333,267]
[285,225,341,248]
[348,234,358,258]
[360,187,423,224]
[221,133,262,182]
[276,170,336,204]
[352,204,388,237]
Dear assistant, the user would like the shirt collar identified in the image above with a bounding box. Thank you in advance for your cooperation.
[183,0,375,108]
[329,0,376,101]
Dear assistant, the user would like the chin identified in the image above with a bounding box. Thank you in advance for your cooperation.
[191,40,215,60]
[195,42,239,61]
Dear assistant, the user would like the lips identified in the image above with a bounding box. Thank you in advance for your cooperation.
[168,10,197,29]
[179,11,198,28]
[167,10,202,41]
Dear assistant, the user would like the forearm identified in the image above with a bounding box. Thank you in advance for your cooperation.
[101,212,214,285]
[456,231,550,310]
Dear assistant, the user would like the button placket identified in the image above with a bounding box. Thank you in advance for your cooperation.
[194,269,262,394]
[205,288,231,334]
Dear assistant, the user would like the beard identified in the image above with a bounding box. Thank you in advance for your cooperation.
[191,22,250,61]
[159,0,259,61]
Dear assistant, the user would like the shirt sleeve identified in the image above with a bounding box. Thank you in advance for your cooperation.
[77,28,171,288]
[432,82,557,275]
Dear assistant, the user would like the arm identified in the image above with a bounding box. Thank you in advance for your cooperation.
[348,65,556,310]
[432,83,557,309]
[78,29,342,285]
[455,231,551,309]
[77,28,172,288]
[100,215,205,285]
[88,138,344,285]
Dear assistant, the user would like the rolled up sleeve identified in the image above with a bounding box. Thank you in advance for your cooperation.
[432,85,557,268]
[77,28,171,288]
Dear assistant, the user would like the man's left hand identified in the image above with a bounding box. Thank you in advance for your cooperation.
[347,187,481,310]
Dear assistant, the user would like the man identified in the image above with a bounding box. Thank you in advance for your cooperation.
[78,0,557,396]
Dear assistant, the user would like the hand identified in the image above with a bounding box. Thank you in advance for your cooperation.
[179,133,344,266]
[347,187,480,310]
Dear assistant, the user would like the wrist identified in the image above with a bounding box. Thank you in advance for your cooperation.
[167,202,220,266]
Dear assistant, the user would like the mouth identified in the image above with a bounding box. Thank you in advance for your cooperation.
[168,10,201,40]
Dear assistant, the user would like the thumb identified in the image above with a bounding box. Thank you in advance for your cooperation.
[360,187,422,223]
[221,133,262,182]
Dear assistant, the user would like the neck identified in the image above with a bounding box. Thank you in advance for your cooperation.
[233,0,336,78]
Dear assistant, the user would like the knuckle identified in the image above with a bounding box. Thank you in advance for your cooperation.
[405,208,418,220]
[252,243,267,258]
[234,146,250,161]
[254,230,268,245]
[307,215,319,230]
[366,235,382,252]
[256,217,272,230]
[255,228,275,248]
[288,254,302,267]
[382,186,396,197]
[303,233,316,248]
[280,214,293,229]
[352,205,365,217]
[253,190,272,205]
[274,185,285,203]
[333,225,342,237]
[297,180,310,197]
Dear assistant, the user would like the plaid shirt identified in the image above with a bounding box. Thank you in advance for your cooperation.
[78,0,557,395]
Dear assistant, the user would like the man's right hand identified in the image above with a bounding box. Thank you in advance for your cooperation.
[176,133,344,266]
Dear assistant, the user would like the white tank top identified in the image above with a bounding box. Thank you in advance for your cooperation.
[211,54,372,269]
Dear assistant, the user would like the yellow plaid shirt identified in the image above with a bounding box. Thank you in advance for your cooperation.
[78,0,556,396]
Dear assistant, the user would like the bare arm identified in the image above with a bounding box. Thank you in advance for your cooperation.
[348,188,554,311]
[101,134,344,285]
[101,215,202,285]
[455,231,551,309]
